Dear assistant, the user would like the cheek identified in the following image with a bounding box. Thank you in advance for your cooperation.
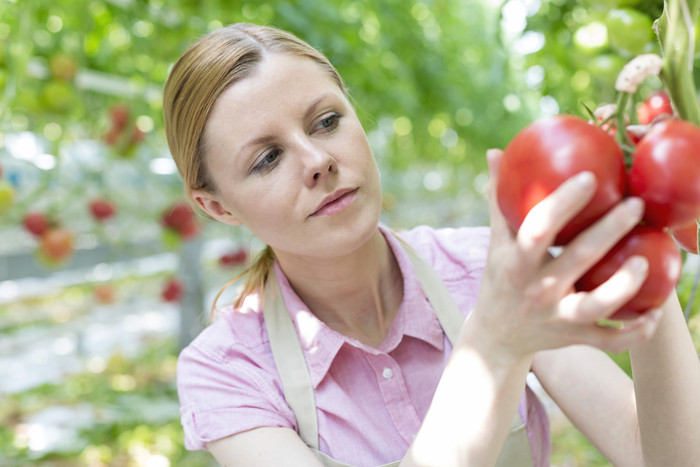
[224,180,296,225]
[355,134,380,186]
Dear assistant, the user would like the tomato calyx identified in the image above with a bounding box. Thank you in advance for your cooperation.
[585,96,637,166]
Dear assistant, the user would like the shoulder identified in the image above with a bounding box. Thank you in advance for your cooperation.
[182,296,270,364]
[394,225,491,282]
[177,295,295,449]
[178,294,277,384]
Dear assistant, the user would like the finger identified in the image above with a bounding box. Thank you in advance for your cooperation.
[559,255,648,323]
[516,171,596,267]
[585,308,663,353]
[485,148,514,244]
[545,197,645,287]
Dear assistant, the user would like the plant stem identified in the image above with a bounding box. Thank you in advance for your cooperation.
[683,253,700,322]
[657,0,700,126]
[614,92,635,166]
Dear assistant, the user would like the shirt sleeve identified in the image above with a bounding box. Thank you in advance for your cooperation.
[177,319,297,450]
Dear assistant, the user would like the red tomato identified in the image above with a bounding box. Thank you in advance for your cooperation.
[104,128,121,146]
[219,247,249,268]
[162,201,194,230]
[575,226,681,320]
[131,128,145,144]
[627,119,700,228]
[178,218,201,239]
[670,220,699,255]
[39,228,75,263]
[162,278,184,302]
[497,115,626,245]
[637,90,673,125]
[89,199,116,221]
[23,212,49,237]
[94,283,116,304]
[110,105,130,132]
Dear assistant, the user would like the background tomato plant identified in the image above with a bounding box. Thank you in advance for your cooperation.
[0,1,699,466]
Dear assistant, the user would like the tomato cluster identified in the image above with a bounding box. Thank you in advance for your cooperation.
[21,211,76,265]
[498,114,700,320]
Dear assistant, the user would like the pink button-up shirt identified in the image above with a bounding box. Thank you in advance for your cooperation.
[177,225,550,466]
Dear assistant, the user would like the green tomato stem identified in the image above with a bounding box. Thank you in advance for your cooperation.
[614,92,635,166]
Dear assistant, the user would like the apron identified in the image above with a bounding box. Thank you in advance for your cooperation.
[262,239,534,467]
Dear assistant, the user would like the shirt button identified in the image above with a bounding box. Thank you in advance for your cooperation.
[382,368,393,379]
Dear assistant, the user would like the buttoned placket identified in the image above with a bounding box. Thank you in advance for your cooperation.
[363,350,422,444]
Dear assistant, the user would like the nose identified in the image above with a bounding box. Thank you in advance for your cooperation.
[295,136,337,187]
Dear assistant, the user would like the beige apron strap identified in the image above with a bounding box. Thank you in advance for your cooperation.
[262,268,320,450]
[494,413,534,467]
[398,238,465,346]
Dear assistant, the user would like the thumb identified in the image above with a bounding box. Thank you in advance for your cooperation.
[486,148,512,242]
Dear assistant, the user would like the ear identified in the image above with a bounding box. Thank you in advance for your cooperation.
[191,189,242,226]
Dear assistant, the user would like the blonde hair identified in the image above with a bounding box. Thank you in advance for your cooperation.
[162,23,347,315]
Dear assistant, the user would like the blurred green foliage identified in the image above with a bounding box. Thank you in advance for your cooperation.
[1,0,689,230]
[1,0,537,217]
[0,338,214,466]
[522,0,665,115]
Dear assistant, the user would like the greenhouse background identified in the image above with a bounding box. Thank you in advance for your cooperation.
[0,0,698,466]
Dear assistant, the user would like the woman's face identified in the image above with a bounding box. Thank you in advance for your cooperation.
[194,53,382,259]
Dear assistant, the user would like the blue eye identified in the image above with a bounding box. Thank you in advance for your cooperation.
[254,149,281,173]
[318,114,341,131]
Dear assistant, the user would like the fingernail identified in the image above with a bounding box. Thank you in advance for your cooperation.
[628,256,648,273]
[575,171,594,187]
[643,309,663,333]
[486,149,501,163]
[649,309,663,322]
[624,197,645,217]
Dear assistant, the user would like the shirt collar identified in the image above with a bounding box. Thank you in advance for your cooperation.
[380,226,445,353]
[272,225,445,388]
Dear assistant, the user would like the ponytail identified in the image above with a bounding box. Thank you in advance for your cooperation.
[210,245,275,319]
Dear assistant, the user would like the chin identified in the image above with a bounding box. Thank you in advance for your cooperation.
[337,204,382,254]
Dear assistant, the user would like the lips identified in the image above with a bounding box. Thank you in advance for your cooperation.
[310,188,358,217]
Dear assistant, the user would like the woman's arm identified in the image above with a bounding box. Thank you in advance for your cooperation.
[533,293,700,467]
[206,427,324,467]
[630,292,700,466]
[403,149,661,466]
[402,322,533,466]
[533,346,645,467]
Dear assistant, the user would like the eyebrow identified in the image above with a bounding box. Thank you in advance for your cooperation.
[238,93,335,154]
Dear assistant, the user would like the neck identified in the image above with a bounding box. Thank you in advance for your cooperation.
[274,229,404,347]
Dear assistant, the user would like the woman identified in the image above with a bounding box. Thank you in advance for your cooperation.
[163,23,700,466]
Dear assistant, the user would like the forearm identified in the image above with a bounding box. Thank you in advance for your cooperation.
[629,293,700,466]
[402,314,533,467]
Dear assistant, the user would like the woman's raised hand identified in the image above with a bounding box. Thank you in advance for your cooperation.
[470,149,662,361]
